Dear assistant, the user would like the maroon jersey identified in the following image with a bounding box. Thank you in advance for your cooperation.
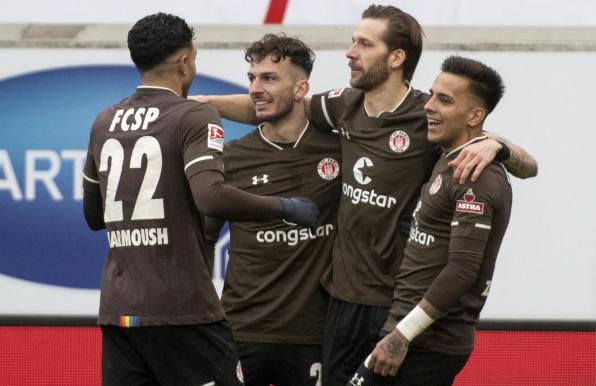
[310,86,440,307]
[83,86,226,326]
[384,137,513,354]
[221,123,341,344]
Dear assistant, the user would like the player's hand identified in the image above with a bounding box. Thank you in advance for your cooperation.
[280,197,319,232]
[367,329,409,377]
[448,139,501,183]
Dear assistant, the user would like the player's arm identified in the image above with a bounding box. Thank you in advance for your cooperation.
[182,104,318,230]
[308,90,348,132]
[189,94,259,124]
[204,215,225,263]
[82,149,105,230]
[448,134,538,183]
[369,176,505,377]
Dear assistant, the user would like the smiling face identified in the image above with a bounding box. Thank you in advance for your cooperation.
[247,55,302,123]
[424,72,486,151]
[345,18,392,91]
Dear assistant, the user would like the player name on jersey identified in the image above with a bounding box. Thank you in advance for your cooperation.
[107,227,169,248]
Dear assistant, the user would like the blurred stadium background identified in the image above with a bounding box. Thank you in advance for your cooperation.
[0,0,595,384]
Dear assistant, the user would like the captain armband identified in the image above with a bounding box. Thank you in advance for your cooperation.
[396,305,435,342]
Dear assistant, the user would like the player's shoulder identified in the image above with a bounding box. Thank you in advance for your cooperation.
[223,127,260,152]
[181,100,220,119]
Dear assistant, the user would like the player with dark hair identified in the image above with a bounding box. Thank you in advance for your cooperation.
[82,14,318,385]
[190,4,538,385]
[349,55,512,385]
[205,33,340,386]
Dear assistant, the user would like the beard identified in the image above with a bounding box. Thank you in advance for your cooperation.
[349,54,391,91]
[254,92,294,123]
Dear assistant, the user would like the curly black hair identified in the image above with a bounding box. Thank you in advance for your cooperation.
[127,13,194,72]
[245,33,315,77]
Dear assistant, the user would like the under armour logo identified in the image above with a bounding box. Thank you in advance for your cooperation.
[252,174,269,185]
[350,373,364,386]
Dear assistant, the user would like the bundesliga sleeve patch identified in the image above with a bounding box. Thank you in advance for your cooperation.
[207,123,224,152]
[327,88,345,98]
[456,188,485,214]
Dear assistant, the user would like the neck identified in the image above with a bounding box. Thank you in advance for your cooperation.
[141,74,182,96]
[443,127,483,154]
[363,75,409,117]
[260,104,308,143]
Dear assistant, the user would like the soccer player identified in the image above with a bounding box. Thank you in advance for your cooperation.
[351,55,513,385]
[82,14,318,385]
[204,34,340,386]
[191,5,538,385]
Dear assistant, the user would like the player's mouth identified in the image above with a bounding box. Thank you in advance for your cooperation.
[427,116,442,130]
[252,99,273,109]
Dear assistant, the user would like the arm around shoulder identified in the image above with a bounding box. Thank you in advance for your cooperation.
[188,94,258,125]
[486,132,538,179]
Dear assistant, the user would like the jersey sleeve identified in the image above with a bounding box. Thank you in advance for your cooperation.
[424,167,509,312]
[180,103,226,179]
[309,88,349,132]
[82,129,100,195]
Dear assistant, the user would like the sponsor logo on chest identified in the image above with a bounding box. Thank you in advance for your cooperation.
[456,188,485,214]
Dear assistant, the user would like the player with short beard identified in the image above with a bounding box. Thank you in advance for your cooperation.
[204,34,341,386]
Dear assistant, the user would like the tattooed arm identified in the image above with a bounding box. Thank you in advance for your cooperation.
[448,134,538,183]
[367,299,441,376]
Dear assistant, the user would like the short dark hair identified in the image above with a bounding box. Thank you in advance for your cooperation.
[127,13,194,72]
[441,56,505,114]
[361,4,424,82]
[245,33,315,77]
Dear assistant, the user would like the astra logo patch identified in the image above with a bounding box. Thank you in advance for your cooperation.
[317,157,339,180]
[207,123,224,151]
[389,130,410,153]
[456,188,485,214]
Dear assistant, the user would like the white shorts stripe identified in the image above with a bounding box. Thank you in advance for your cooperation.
[184,155,214,172]
[475,223,491,230]
[451,221,459,226]
[200,382,215,386]
[83,173,100,184]
[320,97,336,130]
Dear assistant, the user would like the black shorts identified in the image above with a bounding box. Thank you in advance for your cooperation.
[347,344,470,386]
[101,321,244,386]
[322,297,389,386]
[235,341,322,386]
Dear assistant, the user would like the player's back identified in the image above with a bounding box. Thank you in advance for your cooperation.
[86,87,224,327]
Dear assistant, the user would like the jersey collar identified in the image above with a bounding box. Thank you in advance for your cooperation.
[137,85,179,97]
[444,134,489,159]
[257,120,310,150]
[364,82,412,118]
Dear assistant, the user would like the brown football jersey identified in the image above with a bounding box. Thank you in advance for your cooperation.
[221,122,341,344]
[384,137,513,355]
[310,87,440,307]
[83,87,226,326]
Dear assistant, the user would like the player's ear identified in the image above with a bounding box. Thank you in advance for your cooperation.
[294,79,309,101]
[467,106,486,127]
[390,49,406,70]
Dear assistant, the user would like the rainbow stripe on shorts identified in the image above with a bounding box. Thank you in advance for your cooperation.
[119,315,139,328]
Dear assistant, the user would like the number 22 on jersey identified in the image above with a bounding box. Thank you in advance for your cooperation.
[99,136,164,222]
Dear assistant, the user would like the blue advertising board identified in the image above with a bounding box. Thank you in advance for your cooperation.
[0,65,247,291]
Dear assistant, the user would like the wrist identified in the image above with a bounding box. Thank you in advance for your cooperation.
[495,141,511,162]
[395,305,434,342]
